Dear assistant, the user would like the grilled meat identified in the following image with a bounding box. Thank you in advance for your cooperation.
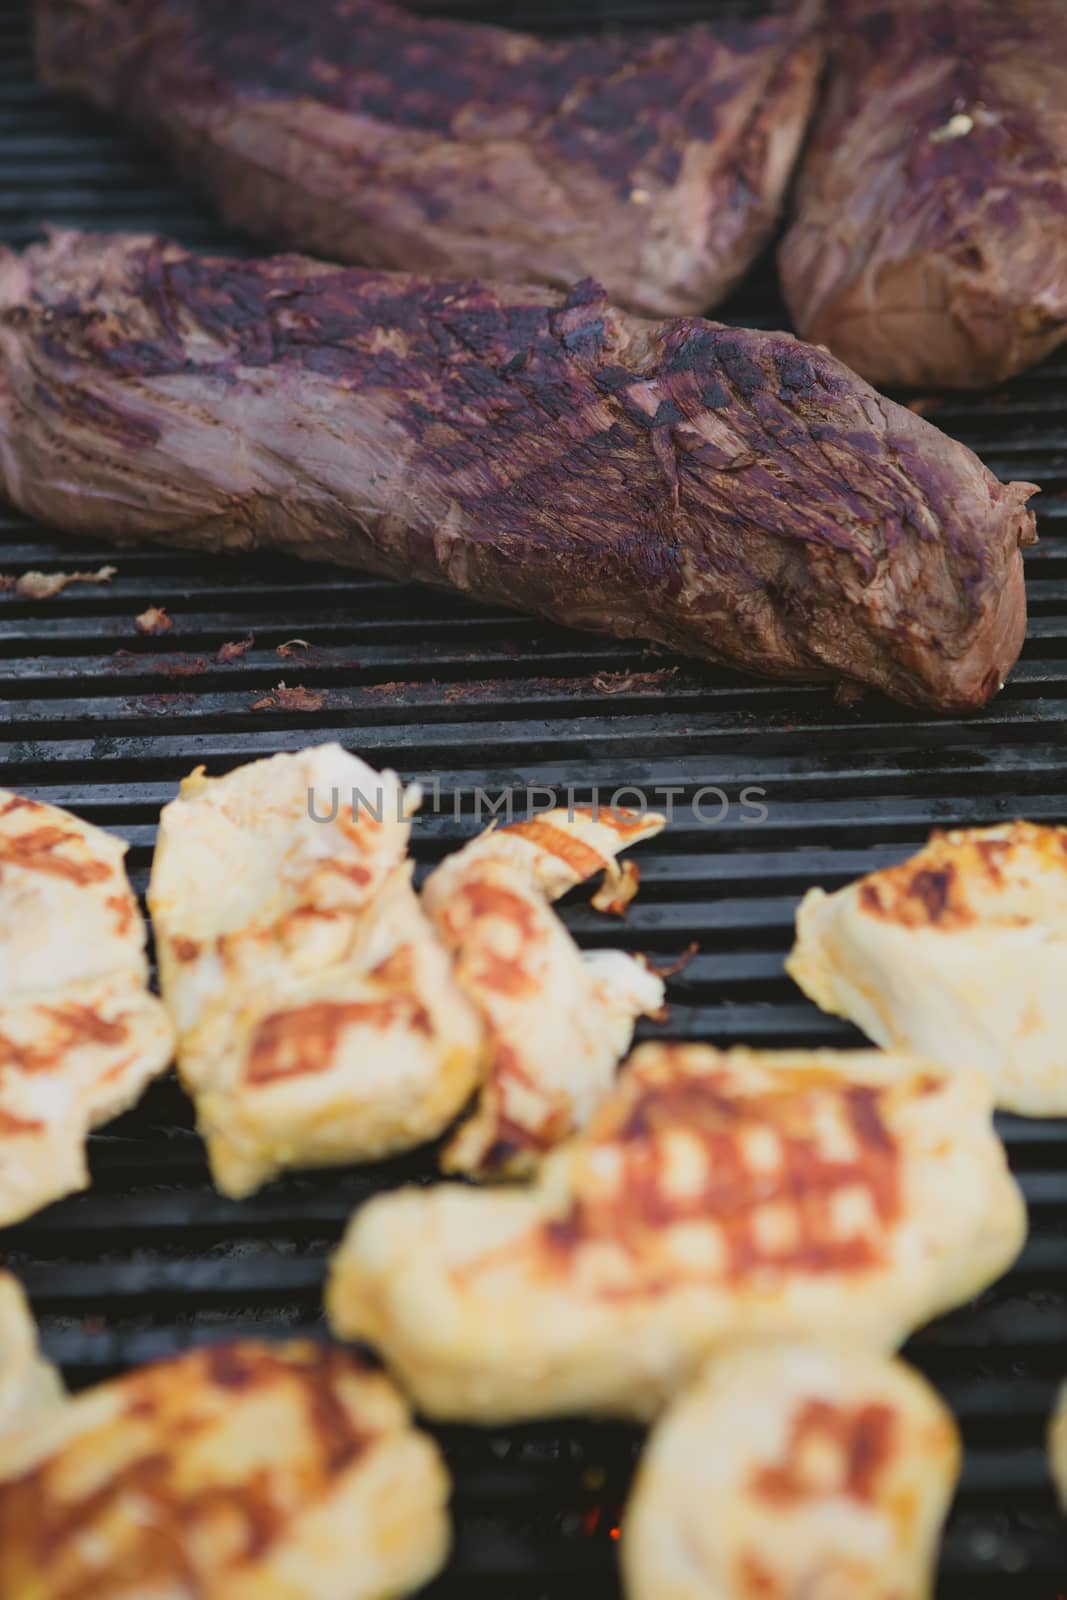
[779,0,1067,388]
[0,231,1038,710]
[148,745,484,1198]
[422,805,665,1178]
[789,821,1067,1117]
[326,1042,1025,1424]
[621,1342,959,1600]
[148,745,666,1193]
[0,1329,451,1600]
[34,0,822,320]
[0,789,174,1225]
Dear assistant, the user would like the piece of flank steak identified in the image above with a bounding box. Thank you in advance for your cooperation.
[779,0,1067,388]
[34,0,822,319]
[0,231,1037,710]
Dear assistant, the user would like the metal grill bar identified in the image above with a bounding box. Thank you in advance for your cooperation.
[2,0,1067,1592]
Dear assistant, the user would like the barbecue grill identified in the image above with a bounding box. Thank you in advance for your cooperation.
[3,0,1067,1593]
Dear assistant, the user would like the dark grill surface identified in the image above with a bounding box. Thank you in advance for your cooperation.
[2,0,1067,1593]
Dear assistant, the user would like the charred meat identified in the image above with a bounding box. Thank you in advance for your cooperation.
[779,0,1067,388]
[0,231,1037,710]
[34,0,821,319]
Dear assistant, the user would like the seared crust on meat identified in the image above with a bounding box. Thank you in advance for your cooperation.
[148,746,483,1196]
[423,807,665,1178]
[780,0,1067,387]
[789,821,1067,1116]
[0,231,1037,710]
[34,0,822,319]
[0,1337,450,1600]
[621,1342,959,1600]
[0,790,173,1224]
[326,1043,1024,1423]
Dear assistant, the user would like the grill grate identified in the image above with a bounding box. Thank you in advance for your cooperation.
[3,0,1067,1592]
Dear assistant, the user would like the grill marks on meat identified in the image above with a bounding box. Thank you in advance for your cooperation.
[325,1043,1026,1424]
[146,745,484,1198]
[0,231,1037,709]
[33,0,821,320]
[620,1343,960,1600]
[779,0,1067,388]
[0,1331,451,1600]
[0,790,174,1226]
[421,805,665,1178]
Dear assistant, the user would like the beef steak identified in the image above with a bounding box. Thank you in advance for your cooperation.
[33,0,821,320]
[779,0,1067,388]
[0,231,1037,709]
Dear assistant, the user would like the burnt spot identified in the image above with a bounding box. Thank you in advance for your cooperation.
[476,1101,573,1178]
[481,1135,522,1171]
[859,882,884,916]
[594,364,638,395]
[716,339,767,400]
[201,1342,269,1392]
[245,996,432,1085]
[700,379,731,411]
[908,867,954,922]
[171,936,201,963]
[664,325,720,375]
[774,347,818,400]
[560,318,606,357]
[859,858,974,929]
[647,397,683,430]
[561,280,607,313]
[751,1398,896,1506]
